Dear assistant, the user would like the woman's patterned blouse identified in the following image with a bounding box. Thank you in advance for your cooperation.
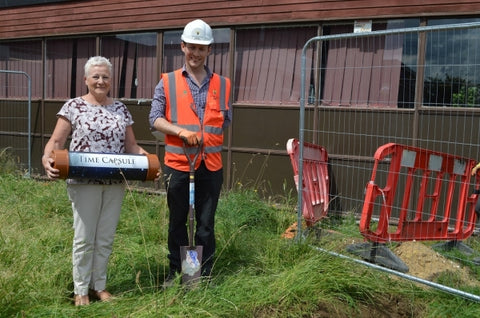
[57,97,134,184]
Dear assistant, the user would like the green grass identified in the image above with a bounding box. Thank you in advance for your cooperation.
[1,172,480,317]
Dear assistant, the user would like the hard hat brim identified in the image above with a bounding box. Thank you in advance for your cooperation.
[181,35,213,45]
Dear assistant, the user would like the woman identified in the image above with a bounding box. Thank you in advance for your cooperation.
[42,56,150,306]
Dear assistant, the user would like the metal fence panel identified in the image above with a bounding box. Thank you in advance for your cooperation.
[297,22,480,302]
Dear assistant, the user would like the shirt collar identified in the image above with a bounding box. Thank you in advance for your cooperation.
[181,64,213,79]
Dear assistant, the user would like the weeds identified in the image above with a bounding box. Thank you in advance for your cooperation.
[0,147,18,175]
[1,173,480,317]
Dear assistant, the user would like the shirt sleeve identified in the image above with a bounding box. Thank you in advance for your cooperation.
[56,99,74,123]
[119,101,134,126]
[149,78,166,128]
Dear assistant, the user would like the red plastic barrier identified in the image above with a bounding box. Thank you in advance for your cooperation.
[286,138,329,226]
[359,143,479,243]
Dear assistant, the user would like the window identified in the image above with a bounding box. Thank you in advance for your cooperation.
[424,18,480,107]
[46,37,96,99]
[0,40,43,98]
[234,26,317,105]
[320,19,419,108]
[101,33,157,99]
[163,31,183,73]
[0,0,71,8]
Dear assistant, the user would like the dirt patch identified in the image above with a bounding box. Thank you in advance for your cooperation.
[283,222,476,286]
[393,241,477,287]
[395,241,460,280]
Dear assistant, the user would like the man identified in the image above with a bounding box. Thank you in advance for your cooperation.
[149,19,232,283]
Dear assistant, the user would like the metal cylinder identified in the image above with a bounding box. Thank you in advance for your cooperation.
[50,149,160,181]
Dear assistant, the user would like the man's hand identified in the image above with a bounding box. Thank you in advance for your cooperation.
[178,129,199,146]
[472,162,480,176]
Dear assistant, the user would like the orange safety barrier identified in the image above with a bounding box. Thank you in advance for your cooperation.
[359,143,479,244]
[286,138,329,226]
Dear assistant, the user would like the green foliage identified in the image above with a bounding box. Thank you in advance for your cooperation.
[1,175,480,317]
[424,75,480,107]
[453,85,480,107]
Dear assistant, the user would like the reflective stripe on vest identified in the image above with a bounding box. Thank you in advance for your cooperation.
[163,69,230,172]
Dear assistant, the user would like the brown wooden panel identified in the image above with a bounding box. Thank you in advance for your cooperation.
[341,39,356,105]
[379,34,403,107]
[369,37,385,105]
[1,0,480,39]
[356,39,374,106]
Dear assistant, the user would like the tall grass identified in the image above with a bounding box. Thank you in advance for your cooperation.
[0,147,19,175]
[1,171,480,317]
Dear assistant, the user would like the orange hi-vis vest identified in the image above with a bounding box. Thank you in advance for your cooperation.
[163,69,230,172]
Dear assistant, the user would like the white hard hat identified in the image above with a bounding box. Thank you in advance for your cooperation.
[181,19,214,45]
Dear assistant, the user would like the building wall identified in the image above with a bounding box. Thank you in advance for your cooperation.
[1,0,480,39]
[2,1,480,199]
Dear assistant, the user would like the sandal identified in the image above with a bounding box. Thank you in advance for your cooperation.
[74,294,90,306]
[89,289,113,302]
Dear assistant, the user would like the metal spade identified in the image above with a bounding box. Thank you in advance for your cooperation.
[180,139,203,285]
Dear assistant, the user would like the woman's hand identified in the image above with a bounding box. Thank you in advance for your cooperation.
[42,116,70,179]
[42,154,60,179]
